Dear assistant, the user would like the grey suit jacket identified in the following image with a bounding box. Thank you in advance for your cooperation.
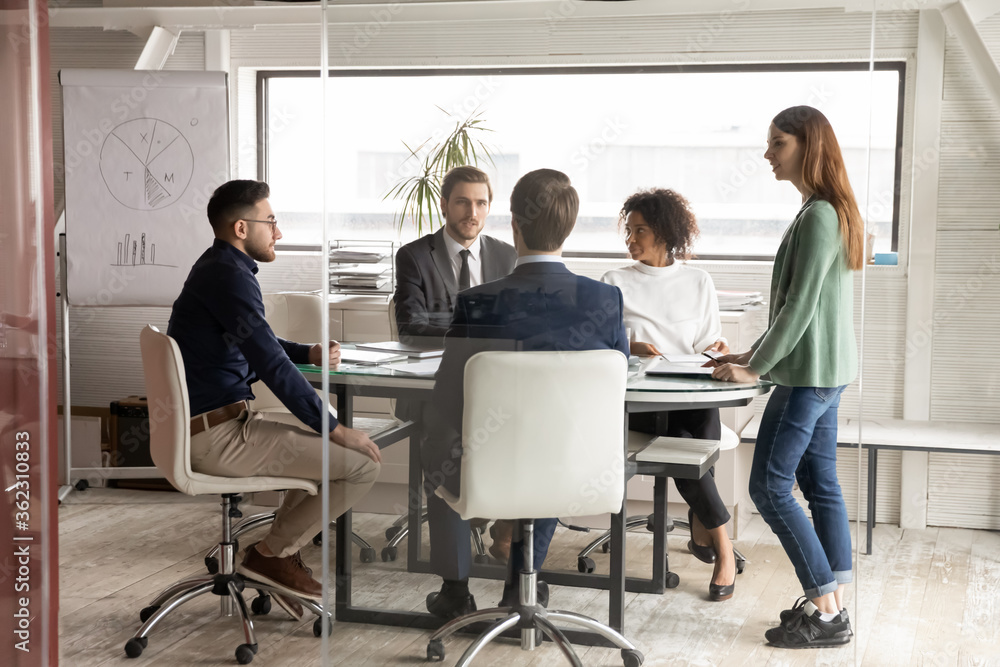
[393,227,517,348]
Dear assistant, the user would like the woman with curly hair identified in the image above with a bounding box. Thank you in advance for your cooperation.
[710,106,862,648]
[601,187,737,601]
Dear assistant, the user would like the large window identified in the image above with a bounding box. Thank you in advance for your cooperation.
[260,64,903,258]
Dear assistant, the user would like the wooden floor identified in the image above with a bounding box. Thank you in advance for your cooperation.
[59,489,1000,667]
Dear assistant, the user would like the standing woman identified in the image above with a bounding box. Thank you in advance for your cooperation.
[710,105,863,648]
[602,188,738,601]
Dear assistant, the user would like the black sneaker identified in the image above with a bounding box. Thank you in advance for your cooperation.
[779,598,852,636]
[779,596,808,624]
[765,608,852,649]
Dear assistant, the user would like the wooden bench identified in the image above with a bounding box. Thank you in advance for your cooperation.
[740,414,1000,554]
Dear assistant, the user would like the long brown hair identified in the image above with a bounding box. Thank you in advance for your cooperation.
[772,106,865,271]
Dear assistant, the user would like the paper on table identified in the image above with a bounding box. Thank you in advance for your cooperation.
[355,341,444,358]
[663,354,712,364]
[339,349,407,365]
[382,358,442,376]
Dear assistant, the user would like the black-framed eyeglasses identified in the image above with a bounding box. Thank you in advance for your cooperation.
[243,218,279,229]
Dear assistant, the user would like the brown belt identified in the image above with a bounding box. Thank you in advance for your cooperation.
[190,401,246,436]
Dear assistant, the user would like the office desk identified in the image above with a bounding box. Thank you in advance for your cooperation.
[299,358,770,644]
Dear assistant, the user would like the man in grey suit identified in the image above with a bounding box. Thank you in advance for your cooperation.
[392,167,518,617]
[393,166,517,349]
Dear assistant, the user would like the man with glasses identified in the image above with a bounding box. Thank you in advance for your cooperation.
[167,179,381,619]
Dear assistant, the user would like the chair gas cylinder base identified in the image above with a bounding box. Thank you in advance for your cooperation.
[426,520,644,667]
[128,326,332,664]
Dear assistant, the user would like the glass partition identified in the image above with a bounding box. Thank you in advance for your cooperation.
[308,3,892,665]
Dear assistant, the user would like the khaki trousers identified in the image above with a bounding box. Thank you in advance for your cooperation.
[190,404,380,558]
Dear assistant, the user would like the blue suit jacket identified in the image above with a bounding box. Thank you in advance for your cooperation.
[432,261,630,435]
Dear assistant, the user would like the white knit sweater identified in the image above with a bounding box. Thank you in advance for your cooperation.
[601,261,723,355]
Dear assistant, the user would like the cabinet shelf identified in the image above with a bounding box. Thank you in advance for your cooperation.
[329,239,396,296]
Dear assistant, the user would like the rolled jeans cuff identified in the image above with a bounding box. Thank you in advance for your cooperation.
[804,578,841,599]
[833,569,853,585]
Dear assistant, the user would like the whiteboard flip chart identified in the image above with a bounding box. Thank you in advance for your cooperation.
[60,69,229,306]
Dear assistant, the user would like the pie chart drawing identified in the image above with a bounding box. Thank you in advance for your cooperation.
[100,118,194,210]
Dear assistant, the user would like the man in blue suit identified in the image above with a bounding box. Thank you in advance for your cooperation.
[423,168,630,618]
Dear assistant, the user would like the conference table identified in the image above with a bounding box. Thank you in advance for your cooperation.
[299,355,771,645]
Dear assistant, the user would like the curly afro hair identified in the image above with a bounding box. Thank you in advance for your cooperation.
[619,188,699,261]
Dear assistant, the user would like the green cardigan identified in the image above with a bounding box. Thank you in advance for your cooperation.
[749,196,858,388]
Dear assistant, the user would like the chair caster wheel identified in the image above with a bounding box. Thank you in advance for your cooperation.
[381,546,398,562]
[578,557,595,573]
[473,553,490,565]
[385,526,402,540]
[312,532,323,546]
[360,547,376,563]
[646,516,656,532]
[313,616,333,637]
[124,637,147,658]
[601,541,611,553]
[251,594,271,615]
[665,572,680,588]
[205,556,219,574]
[75,479,89,491]
[622,648,644,667]
[139,605,159,623]
[426,638,445,662]
[235,643,257,664]
[736,559,746,575]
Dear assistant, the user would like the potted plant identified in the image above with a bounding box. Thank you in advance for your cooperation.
[384,107,495,236]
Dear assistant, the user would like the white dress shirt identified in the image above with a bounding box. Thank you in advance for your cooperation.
[442,230,483,288]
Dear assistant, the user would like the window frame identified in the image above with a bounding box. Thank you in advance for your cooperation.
[257,61,905,261]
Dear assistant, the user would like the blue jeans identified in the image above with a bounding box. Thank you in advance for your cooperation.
[749,385,852,598]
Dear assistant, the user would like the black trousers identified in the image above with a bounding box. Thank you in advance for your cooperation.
[629,408,731,530]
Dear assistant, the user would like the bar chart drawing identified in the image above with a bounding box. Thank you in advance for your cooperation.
[112,232,176,267]
[100,118,194,211]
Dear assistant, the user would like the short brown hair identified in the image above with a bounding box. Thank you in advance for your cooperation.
[510,169,579,252]
[440,165,493,203]
[619,188,699,261]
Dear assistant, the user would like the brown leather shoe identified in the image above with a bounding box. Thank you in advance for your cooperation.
[238,543,323,601]
[488,520,514,564]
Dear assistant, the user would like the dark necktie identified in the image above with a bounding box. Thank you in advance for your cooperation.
[458,249,471,291]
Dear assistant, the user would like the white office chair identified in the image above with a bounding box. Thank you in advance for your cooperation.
[126,326,330,664]
[575,425,748,577]
[425,350,644,667]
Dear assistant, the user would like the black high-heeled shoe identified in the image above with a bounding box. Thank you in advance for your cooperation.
[709,556,736,601]
[686,508,717,564]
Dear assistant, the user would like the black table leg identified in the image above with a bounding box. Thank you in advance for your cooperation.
[407,422,423,571]
[335,386,353,615]
[609,504,626,633]
[867,447,877,555]
[651,476,668,593]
